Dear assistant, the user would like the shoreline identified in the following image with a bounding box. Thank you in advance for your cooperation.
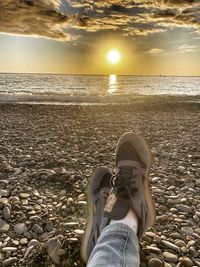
[0,101,200,266]
[1,94,200,105]
[0,94,200,106]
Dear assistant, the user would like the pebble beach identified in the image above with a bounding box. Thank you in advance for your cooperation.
[0,97,200,267]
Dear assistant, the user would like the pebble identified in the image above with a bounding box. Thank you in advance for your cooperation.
[169,232,182,239]
[176,204,192,213]
[29,215,41,221]
[19,238,28,245]
[0,190,9,197]
[20,193,30,199]
[12,240,19,246]
[148,258,163,267]
[24,245,34,259]
[179,256,193,267]
[181,226,194,235]
[174,240,186,247]
[1,104,200,266]
[2,257,18,267]
[32,224,43,234]
[0,219,10,233]
[28,239,39,247]
[46,221,54,231]
[74,229,84,235]
[163,252,178,262]
[14,223,27,235]
[3,206,11,220]
[195,228,200,235]
[2,247,17,252]
[161,240,180,252]
[146,246,161,254]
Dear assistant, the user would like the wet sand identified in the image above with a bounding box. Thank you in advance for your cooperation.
[0,97,200,266]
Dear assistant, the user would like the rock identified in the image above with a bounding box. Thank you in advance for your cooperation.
[47,236,62,264]
[146,246,161,254]
[151,177,159,183]
[0,190,9,197]
[181,226,194,235]
[20,193,30,199]
[148,258,163,267]
[163,252,178,263]
[28,239,39,247]
[29,215,41,221]
[2,247,17,252]
[32,224,43,235]
[19,238,28,245]
[62,222,79,228]
[176,204,192,213]
[0,219,10,233]
[156,215,168,222]
[0,251,5,261]
[46,221,54,231]
[14,223,27,234]
[74,229,84,235]
[177,166,185,173]
[169,232,182,239]
[12,196,20,202]
[14,168,22,175]
[12,240,19,246]
[175,240,186,247]
[179,256,193,267]
[3,206,11,220]
[161,240,180,252]
[145,231,156,238]
[163,263,172,267]
[194,228,200,235]
[193,214,199,223]
[2,257,18,267]
[24,245,34,259]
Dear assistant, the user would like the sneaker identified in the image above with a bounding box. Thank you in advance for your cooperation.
[104,132,156,238]
[80,166,112,263]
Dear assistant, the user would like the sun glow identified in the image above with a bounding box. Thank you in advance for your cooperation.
[107,49,121,64]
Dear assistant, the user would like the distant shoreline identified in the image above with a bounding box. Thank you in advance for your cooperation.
[1,72,200,77]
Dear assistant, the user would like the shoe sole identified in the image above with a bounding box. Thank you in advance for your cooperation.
[80,167,112,264]
[115,132,156,229]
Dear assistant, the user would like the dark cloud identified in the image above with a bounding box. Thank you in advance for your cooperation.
[158,0,195,5]
[0,0,200,40]
[0,0,70,40]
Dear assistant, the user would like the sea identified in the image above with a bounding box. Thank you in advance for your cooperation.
[0,73,200,104]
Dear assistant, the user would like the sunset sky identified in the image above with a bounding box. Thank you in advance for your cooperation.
[0,0,200,75]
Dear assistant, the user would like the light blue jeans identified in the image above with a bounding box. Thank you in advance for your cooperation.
[87,223,139,267]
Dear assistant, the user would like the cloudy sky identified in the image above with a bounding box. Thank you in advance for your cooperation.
[0,0,200,75]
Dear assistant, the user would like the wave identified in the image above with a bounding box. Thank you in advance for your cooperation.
[0,92,199,105]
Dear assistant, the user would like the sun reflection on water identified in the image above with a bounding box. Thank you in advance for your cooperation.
[108,74,118,94]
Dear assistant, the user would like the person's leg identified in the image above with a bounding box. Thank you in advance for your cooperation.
[81,132,156,266]
[87,223,139,267]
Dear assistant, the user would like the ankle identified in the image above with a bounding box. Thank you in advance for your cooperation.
[110,210,138,233]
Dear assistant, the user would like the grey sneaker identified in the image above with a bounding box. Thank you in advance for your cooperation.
[104,132,156,238]
[81,167,112,263]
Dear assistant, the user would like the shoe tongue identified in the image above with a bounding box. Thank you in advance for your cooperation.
[104,192,129,220]
[117,160,141,169]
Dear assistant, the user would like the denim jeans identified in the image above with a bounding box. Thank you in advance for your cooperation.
[87,222,139,267]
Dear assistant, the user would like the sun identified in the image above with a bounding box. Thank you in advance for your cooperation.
[107,49,121,64]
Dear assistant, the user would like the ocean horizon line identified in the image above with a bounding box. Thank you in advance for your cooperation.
[1,72,200,78]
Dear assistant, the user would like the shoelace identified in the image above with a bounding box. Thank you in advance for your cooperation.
[110,166,139,201]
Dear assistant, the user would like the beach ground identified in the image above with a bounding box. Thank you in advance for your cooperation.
[0,98,200,266]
